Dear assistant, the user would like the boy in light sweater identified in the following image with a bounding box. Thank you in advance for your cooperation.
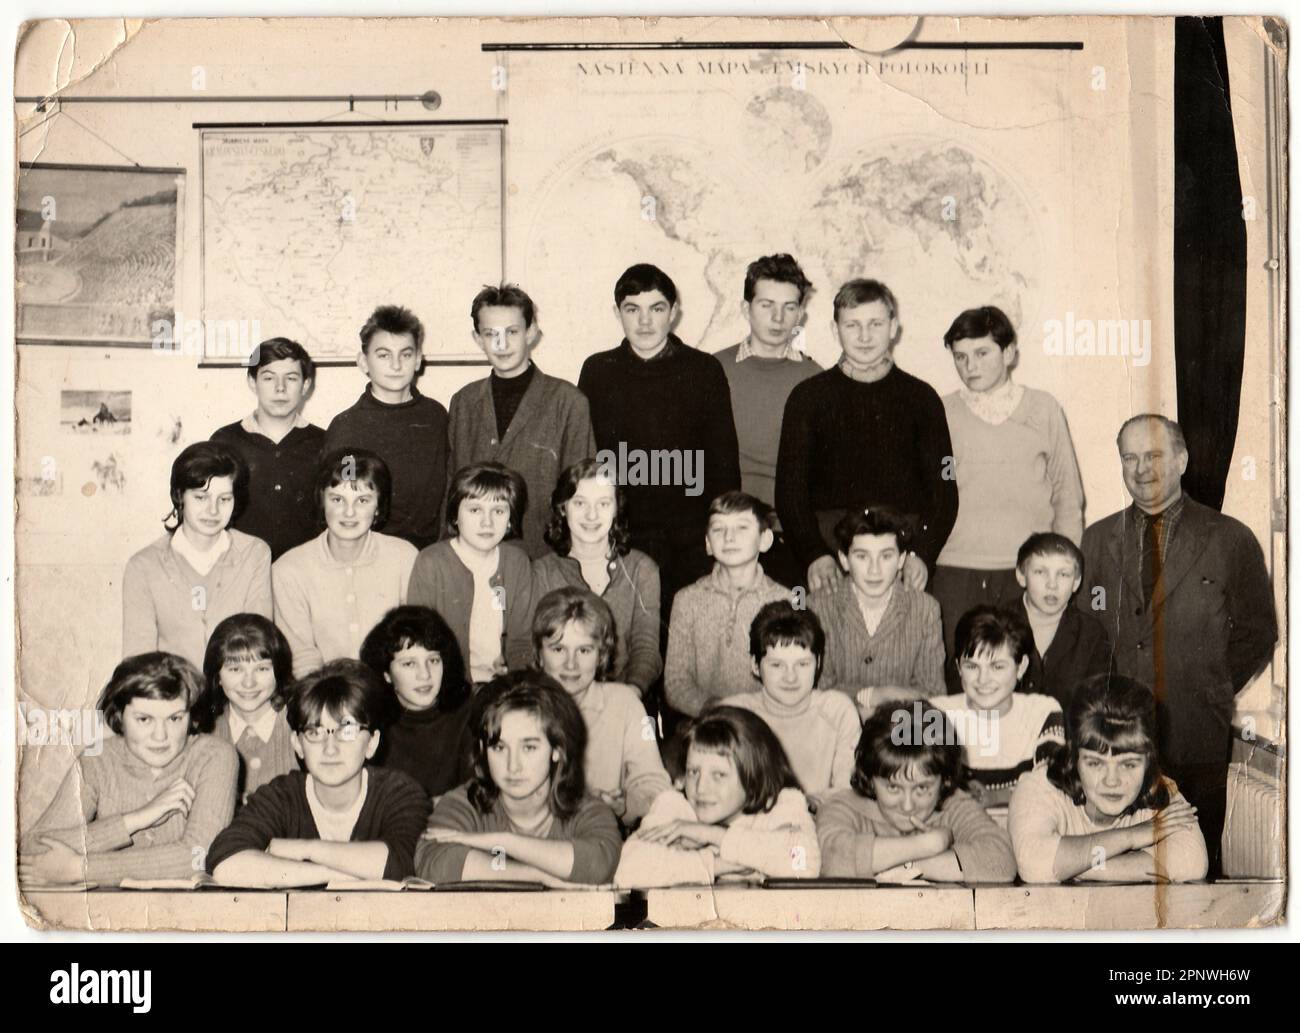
[664,492,791,717]
[931,306,1084,689]
[723,601,858,806]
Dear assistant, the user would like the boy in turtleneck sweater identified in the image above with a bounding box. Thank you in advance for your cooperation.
[776,278,958,598]
[324,305,449,550]
[932,306,1084,688]
[578,264,741,612]
[445,284,595,559]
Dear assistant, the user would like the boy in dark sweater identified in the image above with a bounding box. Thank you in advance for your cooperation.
[210,337,326,560]
[578,263,741,611]
[1013,532,1111,710]
[776,278,958,595]
[446,284,595,558]
[207,660,431,886]
[324,305,449,549]
[715,254,822,589]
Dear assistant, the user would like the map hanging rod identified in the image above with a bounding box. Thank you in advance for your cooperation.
[480,40,1084,51]
[17,91,448,110]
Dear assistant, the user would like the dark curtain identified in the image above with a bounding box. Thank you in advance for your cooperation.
[1173,16,1247,511]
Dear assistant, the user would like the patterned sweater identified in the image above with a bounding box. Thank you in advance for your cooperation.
[933,692,1064,797]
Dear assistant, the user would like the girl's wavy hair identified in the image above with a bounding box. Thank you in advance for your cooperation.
[531,586,617,681]
[467,671,588,820]
[198,613,294,729]
[1046,673,1170,813]
[543,457,631,558]
[99,652,206,736]
[681,706,802,816]
[849,701,966,805]
[165,441,249,533]
[359,605,472,722]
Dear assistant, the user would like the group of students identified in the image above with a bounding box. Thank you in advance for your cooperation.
[20,255,1220,890]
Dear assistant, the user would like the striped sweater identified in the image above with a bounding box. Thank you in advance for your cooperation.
[933,692,1064,799]
[22,734,238,887]
[808,576,946,700]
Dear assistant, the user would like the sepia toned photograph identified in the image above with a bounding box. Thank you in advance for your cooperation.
[9,12,1288,940]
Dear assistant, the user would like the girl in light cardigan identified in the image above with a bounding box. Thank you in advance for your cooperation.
[407,463,534,684]
[19,652,238,887]
[615,706,820,887]
[272,449,418,678]
[1009,673,1207,884]
[122,441,272,671]
[533,586,671,824]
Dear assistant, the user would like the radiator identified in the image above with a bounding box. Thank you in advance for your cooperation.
[1221,761,1284,879]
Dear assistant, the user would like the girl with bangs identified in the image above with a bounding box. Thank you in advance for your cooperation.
[201,613,297,806]
[815,701,1015,883]
[415,671,622,886]
[408,462,535,685]
[532,457,663,696]
[1009,673,1207,883]
[615,706,819,887]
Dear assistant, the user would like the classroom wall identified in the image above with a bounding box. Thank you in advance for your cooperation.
[14,16,1280,816]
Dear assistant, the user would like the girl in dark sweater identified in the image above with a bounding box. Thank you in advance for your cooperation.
[361,605,475,800]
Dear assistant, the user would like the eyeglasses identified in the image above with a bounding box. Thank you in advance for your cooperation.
[300,721,370,744]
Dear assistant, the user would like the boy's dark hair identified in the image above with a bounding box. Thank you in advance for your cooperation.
[445,462,527,540]
[614,263,678,306]
[315,448,392,531]
[359,304,425,353]
[744,253,812,305]
[245,336,316,384]
[544,457,630,558]
[199,613,294,727]
[832,278,898,322]
[471,283,536,331]
[468,671,588,821]
[682,706,802,815]
[954,604,1032,666]
[531,587,618,681]
[942,306,1016,351]
[850,701,966,804]
[1047,673,1170,813]
[287,659,386,734]
[749,600,825,685]
[167,441,249,531]
[100,652,205,736]
[360,605,471,719]
[832,505,912,555]
[1016,532,1085,578]
[708,490,775,531]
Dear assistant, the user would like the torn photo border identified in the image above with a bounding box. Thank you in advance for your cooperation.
[11,14,1286,932]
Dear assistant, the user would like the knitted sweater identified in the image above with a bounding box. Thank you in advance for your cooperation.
[808,576,946,700]
[23,734,238,887]
[721,690,860,797]
[815,787,1016,883]
[531,549,662,692]
[715,343,822,508]
[214,708,298,806]
[932,692,1065,794]
[272,531,418,677]
[938,387,1085,568]
[415,784,622,885]
[122,530,273,671]
[776,364,958,568]
[575,681,673,822]
[210,418,327,560]
[323,385,449,549]
[375,698,475,799]
[446,367,596,558]
[406,539,535,676]
[205,767,432,881]
[578,336,741,536]
[664,564,792,716]
[614,787,820,887]
[1008,767,1209,884]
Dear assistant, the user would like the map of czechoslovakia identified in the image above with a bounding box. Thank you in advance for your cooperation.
[202,126,503,362]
